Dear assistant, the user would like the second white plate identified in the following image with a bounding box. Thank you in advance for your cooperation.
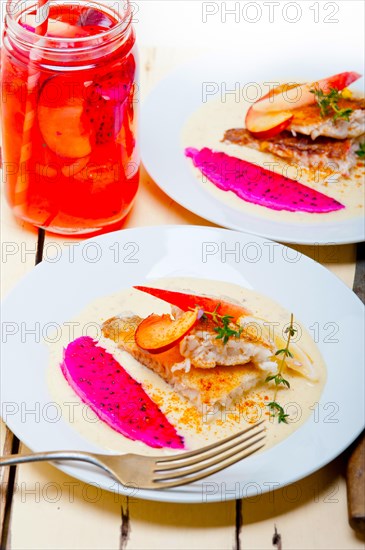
[141,50,365,244]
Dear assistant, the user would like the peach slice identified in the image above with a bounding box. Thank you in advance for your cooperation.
[38,77,92,159]
[245,108,293,139]
[135,309,199,354]
[38,99,92,158]
[253,71,361,114]
[245,71,361,138]
[245,83,295,137]
[133,286,250,322]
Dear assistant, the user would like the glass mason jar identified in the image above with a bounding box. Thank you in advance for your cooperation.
[1,0,139,235]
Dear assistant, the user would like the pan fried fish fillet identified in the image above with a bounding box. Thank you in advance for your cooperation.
[224,129,362,176]
[289,97,365,140]
[224,96,364,176]
[178,314,275,370]
[102,315,268,408]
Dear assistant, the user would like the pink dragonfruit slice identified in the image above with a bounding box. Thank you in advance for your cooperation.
[185,147,345,213]
[61,336,185,449]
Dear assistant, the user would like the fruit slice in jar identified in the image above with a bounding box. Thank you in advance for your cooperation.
[76,7,116,34]
[135,309,200,354]
[37,64,136,159]
[38,76,92,159]
[91,62,136,146]
[21,15,89,37]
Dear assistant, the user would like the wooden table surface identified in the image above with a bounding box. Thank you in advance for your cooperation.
[1,47,365,550]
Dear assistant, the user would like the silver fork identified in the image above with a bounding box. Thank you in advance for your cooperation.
[0,421,265,490]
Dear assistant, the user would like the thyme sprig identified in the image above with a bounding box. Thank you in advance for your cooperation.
[213,314,243,344]
[266,313,297,424]
[267,402,289,424]
[310,87,353,122]
[356,142,365,159]
[191,303,243,345]
[265,373,290,389]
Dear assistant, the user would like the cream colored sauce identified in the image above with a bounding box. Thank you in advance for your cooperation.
[47,277,326,456]
[181,96,365,223]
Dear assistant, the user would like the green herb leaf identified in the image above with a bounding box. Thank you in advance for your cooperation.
[280,378,291,389]
[275,348,293,358]
[310,87,353,122]
[267,401,289,424]
[265,373,291,389]
[195,305,242,345]
[285,325,297,337]
[356,142,365,159]
[333,108,353,122]
[266,313,296,424]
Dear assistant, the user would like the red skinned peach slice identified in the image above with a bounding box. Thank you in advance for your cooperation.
[135,309,199,354]
[133,287,250,322]
[245,71,361,137]
[252,71,361,114]
[245,109,293,139]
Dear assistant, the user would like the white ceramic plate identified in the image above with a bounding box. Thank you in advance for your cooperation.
[1,226,364,503]
[141,51,365,245]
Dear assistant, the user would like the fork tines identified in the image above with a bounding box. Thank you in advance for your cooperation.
[152,420,266,488]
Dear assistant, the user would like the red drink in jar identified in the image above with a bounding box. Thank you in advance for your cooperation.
[1,0,139,235]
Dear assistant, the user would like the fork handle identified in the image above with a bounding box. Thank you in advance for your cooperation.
[0,451,101,468]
